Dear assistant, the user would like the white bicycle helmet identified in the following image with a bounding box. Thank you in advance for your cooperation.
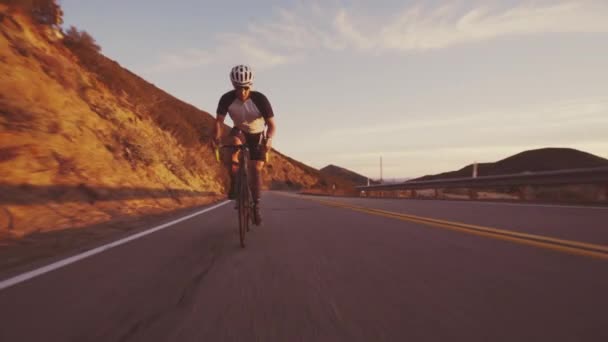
[230,64,254,86]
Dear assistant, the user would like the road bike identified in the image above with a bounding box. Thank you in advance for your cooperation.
[218,144,253,248]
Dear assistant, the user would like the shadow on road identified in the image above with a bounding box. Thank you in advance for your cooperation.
[0,183,216,205]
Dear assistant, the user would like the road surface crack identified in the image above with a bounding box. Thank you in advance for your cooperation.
[116,250,219,342]
[177,252,218,306]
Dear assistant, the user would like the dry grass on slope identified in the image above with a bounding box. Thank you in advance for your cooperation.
[0,7,224,241]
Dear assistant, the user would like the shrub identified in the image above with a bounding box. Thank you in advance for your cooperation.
[63,26,101,53]
[2,0,63,25]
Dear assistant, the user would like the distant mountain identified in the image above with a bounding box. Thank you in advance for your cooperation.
[381,178,412,184]
[413,148,608,181]
[320,164,377,186]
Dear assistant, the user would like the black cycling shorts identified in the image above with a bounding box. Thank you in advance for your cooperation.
[229,127,267,161]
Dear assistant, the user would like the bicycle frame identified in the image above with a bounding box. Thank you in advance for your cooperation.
[221,144,253,247]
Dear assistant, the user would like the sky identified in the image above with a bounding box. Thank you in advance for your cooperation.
[60,0,608,180]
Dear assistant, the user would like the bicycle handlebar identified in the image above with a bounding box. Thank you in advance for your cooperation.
[214,144,272,163]
[219,144,253,149]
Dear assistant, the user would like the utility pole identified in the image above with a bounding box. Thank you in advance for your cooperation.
[380,156,383,184]
[472,161,478,178]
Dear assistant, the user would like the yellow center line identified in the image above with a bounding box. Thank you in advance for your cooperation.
[282,193,608,260]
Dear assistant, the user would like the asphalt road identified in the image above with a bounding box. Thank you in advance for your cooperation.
[0,192,607,341]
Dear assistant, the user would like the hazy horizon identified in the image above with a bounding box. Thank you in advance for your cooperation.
[61,0,608,179]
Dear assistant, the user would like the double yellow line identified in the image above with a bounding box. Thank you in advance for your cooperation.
[303,196,608,260]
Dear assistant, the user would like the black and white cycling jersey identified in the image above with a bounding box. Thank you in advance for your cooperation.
[216,90,274,134]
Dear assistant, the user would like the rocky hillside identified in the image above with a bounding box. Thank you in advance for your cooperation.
[0,3,353,240]
[320,164,376,186]
[414,148,608,181]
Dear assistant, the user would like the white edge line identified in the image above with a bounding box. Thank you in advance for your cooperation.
[0,200,231,291]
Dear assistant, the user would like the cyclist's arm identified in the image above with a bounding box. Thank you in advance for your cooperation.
[265,117,276,149]
[214,91,233,143]
[265,117,276,139]
[213,115,226,143]
[250,91,275,141]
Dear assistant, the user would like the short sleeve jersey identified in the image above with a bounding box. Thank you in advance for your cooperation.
[216,90,274,134]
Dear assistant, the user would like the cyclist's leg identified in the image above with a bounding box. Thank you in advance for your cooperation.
[244,133,265,202]
[244,132,266,224]
[247,160,264,224]
[227,128,244,199]
[248,160,264,202]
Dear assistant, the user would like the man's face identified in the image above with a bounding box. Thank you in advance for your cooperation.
[234,85,251,101]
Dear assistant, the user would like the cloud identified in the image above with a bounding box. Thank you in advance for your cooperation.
[147,49,213,73]
[148,1,608,72]
[380,1,608,51]
[146,39,289,74]
[242,43,289,67]
[322,97,608,138]
[333,9,374,50]
[241,1,608,55]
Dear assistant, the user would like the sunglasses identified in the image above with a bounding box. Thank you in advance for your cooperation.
[234,85,250,91]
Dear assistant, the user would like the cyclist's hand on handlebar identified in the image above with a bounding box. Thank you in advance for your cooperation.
[211,137,221,148]
[264,137,273,150]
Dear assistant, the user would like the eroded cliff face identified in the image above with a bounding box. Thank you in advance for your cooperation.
[0,6,229,239]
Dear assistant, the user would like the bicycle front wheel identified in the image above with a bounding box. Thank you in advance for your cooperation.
[237,173,249,248]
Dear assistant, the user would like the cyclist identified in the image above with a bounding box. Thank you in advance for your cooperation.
[212,64,276,225]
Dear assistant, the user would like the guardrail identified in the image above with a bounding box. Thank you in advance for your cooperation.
[355,166,608,203]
